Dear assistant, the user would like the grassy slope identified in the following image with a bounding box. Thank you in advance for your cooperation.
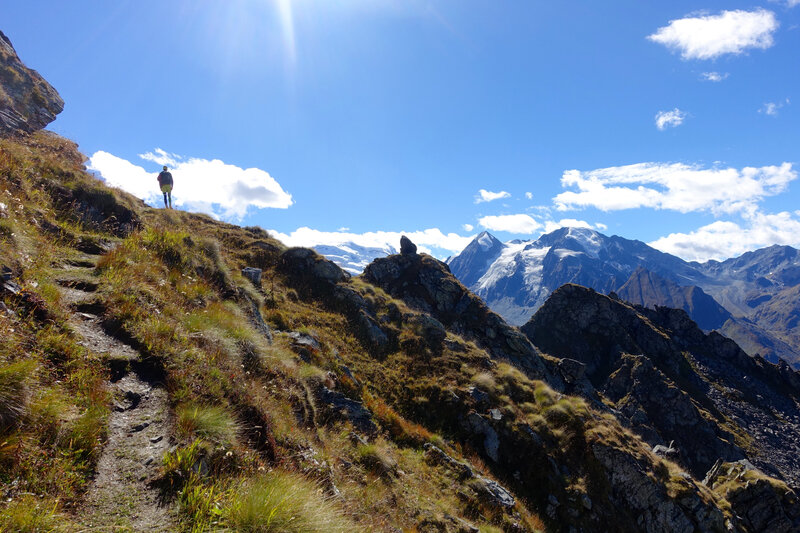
[0,131,787,532]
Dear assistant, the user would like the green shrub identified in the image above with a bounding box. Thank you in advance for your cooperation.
[225,471,359,533]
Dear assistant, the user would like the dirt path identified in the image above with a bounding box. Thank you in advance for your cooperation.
[56,258,177,532]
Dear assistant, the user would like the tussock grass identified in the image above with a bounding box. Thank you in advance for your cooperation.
[0,359,35,429]
[355,442,397,477]
[177,404,239,445]
[0,495,63,532]
[363,391,433,447]
[226,471,360,533]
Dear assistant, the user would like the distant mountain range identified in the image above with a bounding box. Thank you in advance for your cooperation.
[312,242,395,275]
[446,228,800,368]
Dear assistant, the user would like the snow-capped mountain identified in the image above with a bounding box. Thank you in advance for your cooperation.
[447,228,800,367]
[448,227,704,325]
[313,242,395,275]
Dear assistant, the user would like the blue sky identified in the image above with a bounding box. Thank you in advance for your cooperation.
[3,0,798,260]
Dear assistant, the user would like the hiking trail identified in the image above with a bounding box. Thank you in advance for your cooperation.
[56,254,177,532]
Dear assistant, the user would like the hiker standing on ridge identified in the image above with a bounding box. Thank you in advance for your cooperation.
[157,165,173,209]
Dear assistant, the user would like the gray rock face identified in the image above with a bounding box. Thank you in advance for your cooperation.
[279,247,348,286]
[462,411,500,462]
[0,31,64,135]
[704,460,800,532]
[592,442,725,532]
[617,267,731,331]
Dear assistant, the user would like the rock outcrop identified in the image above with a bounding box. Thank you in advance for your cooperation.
[523,284,800,487]
[0,31,64,135]
[400,235,417,255]
[363,248,559,384]
[704,460,800,532]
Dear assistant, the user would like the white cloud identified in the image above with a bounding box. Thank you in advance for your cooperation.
[701,71,729,82]
[88,150,293,220]
[463,223,474,232]
[760,98,790,116]
[595,222,608,231]
[269,227,473,259]
[525,192,533,200]
[553,162,796,215]
[649,211,800,261]
[88,151,156,200]
[475,189,511,204]
[139,148,182,167]
[478,214,542,234]
[648,9,778,60]
[655,108,688,130]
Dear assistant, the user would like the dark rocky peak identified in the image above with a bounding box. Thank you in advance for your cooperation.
[0,30,64,136]
[641,304,800,402]
[521,284,748,477]
[617,267,731,330]
[446,231,504,288]
[523,283,800,488]
[522,284,690,380]
[363,249,559,385]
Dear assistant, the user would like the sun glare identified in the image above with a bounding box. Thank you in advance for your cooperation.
[275,0,297,65]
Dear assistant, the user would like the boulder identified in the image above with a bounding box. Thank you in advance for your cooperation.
[558,357,586,384]
[462,411,500,462]
[652,442,679,461]
[314,385,377,435]
[423,444,515,509]
[288,331,321,352]
[279,247,347,285]
[400,235,417,255]
[241,266,262,285]
[0,31,64,135]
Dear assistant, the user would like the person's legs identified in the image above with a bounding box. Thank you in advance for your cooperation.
[168,191,172,209]
[163,192,169,208]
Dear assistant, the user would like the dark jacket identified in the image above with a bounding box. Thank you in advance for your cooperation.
[157,171,173,185]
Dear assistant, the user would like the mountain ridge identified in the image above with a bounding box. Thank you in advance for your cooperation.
[448,229,800,368]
